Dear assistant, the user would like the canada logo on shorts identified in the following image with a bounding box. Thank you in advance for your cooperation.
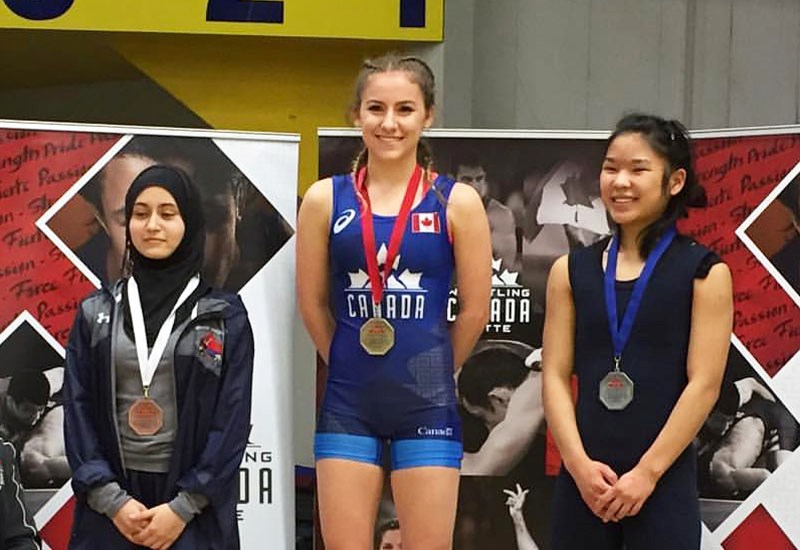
[411,212,440,234]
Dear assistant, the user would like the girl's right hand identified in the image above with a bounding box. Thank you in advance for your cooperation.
[113,499,149,543]
[570,458,618,517]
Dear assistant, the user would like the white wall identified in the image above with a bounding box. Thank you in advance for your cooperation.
[437,0,800,130]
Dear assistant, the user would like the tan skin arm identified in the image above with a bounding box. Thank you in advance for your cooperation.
[597,262,733,521]
[296,178,336,364]
[447,182,492,370]
[542,255,619,516]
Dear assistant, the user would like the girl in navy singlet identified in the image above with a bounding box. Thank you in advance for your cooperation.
[296,55,492,549]
[542,114,734,549]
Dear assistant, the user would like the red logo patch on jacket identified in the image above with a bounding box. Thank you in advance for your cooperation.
[200,332,223,361]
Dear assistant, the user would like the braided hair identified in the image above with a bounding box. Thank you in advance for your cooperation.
[349,53,436,185]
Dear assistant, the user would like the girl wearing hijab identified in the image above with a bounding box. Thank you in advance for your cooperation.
[64,165,254,549]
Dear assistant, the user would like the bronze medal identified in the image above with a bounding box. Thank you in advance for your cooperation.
[360,317,395,356]
[128,397,164,436]
[598,371,634,411]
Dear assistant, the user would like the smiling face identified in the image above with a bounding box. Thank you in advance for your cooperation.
[600,132,685,231]
[352,70,433,164]
[128,186,186,260]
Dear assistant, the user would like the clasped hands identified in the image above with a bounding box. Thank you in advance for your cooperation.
[113,499,187,550]
[573,459,658,523]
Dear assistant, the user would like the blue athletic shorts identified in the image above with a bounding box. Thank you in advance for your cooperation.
[315,405,463,470]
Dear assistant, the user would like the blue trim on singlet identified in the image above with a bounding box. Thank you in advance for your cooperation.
[314,433,383,466]
[391,439,463,470]
[313,434,463,470]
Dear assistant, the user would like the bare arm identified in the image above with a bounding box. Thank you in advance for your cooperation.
[542,256,618,515]
[296,179,336,363]
[461,373,543,476]
[448,183,492,369]
[599,262,733,521]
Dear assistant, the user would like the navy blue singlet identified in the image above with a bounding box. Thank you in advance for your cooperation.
[551,234,718,550]
[315,173,462,470]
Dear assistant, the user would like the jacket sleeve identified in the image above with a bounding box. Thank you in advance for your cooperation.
[176,296,255,506]
[0,443,40,550]
[63,303,119,496]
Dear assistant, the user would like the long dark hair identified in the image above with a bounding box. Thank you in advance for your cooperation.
[607,113,707,256]
[349,53,436,181]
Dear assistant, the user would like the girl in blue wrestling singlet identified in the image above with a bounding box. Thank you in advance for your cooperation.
[297,54,492,549]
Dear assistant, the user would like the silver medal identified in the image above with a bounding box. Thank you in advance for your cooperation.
[599,370,634,410]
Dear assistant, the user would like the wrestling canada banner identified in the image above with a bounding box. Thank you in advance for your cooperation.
[318,127,800,549]
[0,120,299,549]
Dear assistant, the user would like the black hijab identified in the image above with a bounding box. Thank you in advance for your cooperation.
[123,165,210,346]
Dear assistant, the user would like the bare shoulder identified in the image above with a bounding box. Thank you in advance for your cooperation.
[302,177,333,209]
[694,261,733,295]
[298,178,333,227]
[448,181,482,207]
[706,261,732,282]
[447,182,485,224]
[549,254,570,286]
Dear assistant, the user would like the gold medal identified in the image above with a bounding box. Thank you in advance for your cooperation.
[360,317,395,356]
[354,166,420,358]
[128,397,164,436]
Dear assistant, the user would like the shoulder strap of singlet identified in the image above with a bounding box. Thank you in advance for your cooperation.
[330,173,353,211]
[672,234,723,279]
[567,236,609,290]
[329,174,358,234]
[429,174,456,208]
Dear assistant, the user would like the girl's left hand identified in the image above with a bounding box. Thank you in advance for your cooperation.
[131,504,187,550]
[595,466,657,523]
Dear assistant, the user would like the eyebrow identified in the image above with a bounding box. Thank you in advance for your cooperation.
[364,99,418,106]
[603,157,652,165]
[132,201,179,208]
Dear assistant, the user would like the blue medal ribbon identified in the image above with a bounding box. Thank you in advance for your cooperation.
[604,226,677,370]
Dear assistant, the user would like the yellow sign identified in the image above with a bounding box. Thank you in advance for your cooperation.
[0,0,442,40]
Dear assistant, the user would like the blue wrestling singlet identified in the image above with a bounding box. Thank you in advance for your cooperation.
[315,172,462,470]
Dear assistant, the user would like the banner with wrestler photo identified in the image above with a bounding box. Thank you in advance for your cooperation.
[0,121,299,549]
[318,127,800,549]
